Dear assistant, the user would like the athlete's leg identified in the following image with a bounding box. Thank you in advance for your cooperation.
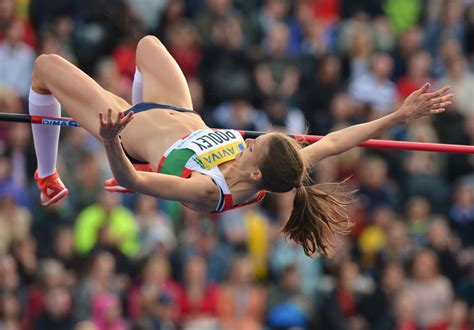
[31,54,131,139]
[135,36,193,109]
[30,54,130,206]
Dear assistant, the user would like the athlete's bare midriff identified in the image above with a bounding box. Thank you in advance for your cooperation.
[119,109,209,169]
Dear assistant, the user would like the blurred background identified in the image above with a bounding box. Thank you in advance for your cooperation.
[0,0,474,329]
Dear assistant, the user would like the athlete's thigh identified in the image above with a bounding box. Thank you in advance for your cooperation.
[34,55,131,139]
[136,36,193,109]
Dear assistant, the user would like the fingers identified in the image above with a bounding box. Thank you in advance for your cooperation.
[428,94,453,105]
[99,112,106,126]
[423,86,450,100]
[122,111,134,125]
[416,82,431,95]
[107,108,113,123]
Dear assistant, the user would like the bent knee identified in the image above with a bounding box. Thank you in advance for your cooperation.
[34,54,64,74]
[32,54,66,93]
[136,35,166,66]
[137,35,164,50]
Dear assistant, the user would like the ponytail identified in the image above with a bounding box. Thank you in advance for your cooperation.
[282,181,356,257]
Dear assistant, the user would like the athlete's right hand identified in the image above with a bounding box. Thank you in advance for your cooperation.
[99,108,134,144]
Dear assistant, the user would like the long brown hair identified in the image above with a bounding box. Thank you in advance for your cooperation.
[259,132,355,257]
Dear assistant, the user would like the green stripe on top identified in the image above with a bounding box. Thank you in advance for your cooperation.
[159,148,195,176]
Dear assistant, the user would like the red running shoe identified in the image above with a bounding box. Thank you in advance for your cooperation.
[104,177,134,193]
[104,163,153,194]
[34,170,69,207]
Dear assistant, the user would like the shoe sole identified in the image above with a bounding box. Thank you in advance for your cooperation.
[41,189,69,207]
[105,185,134,194]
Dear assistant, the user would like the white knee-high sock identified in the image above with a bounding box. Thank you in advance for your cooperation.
[132,68,143,105]
[29,88,61,178]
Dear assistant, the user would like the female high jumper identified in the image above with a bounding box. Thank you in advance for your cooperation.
[30,36,452,256]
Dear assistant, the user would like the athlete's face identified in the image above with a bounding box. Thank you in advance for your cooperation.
[235,134,270,182]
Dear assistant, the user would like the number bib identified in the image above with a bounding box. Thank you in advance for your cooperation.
[172,129,246,170]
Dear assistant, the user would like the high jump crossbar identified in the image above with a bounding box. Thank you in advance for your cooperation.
[1,112,473,154]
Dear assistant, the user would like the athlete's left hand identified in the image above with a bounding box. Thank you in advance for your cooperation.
[99,108,134,143]
[396,83,453,123]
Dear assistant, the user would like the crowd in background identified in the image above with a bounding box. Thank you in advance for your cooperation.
[0,0,474,329]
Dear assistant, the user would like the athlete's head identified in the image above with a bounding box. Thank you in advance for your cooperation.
[248,132,355,256]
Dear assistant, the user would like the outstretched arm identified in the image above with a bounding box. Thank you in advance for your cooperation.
[99,109,215,203]
[301,83,453,164]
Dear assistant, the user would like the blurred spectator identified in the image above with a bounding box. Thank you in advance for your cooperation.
[0,155,30,208]
[457,262,474,308]
[449,180,474,247]
[155,0,186,39]
[187,77,214,125]
[466,3,474,60]
[423,0,466,56]
[426,216,463,284]
[199,14,253,105]
[68,152,104,213]
[134,195,177,258]
[439,55,474,116]
[348,52,396,116]
[391,290,418,330]
[112,26,142,81]
[263,95,306,134]
[74,250,123,322]
[402,122,448,210]
[0,254,27,313]
[26,259,66,324]
[396,50,433,99]
[357,206,393,268]
[126,0,166,33]
[293,2,330,56]
[0,0,35,47]
[127,256,180,321]
[269,192,322,303]
[432,37,463,79]
[218,205,270,279]
[407,249,453,329]
[50,226,80,287]
[405,196,431,246]
[0,291,25,330]
[383,0,421,35]
[391,25,424,81]
[339,21,374,80]
[357,155,396,212]
[33,287,74,330]
[217,255,266,330]
[0,18,34,98]
[446,299,472,330]
[166,21,201,78]
[298,54,344,134]
[136,291,179,330]
[176,255,220,327]
[265,264,311,330]
[212,98,270,131]
[6,123,35,191]
[94,57,131,102]
[363,262,407,328]
[255,22,301,102]
[10,236,38,286]
[74,192,139,257]
[195,0,236,46]
[0,192,31,254]
[376,219,415,269]
[91,292,127,330]
[340,0,383,18]
[318,261,374,329]
[178,216,233,284]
